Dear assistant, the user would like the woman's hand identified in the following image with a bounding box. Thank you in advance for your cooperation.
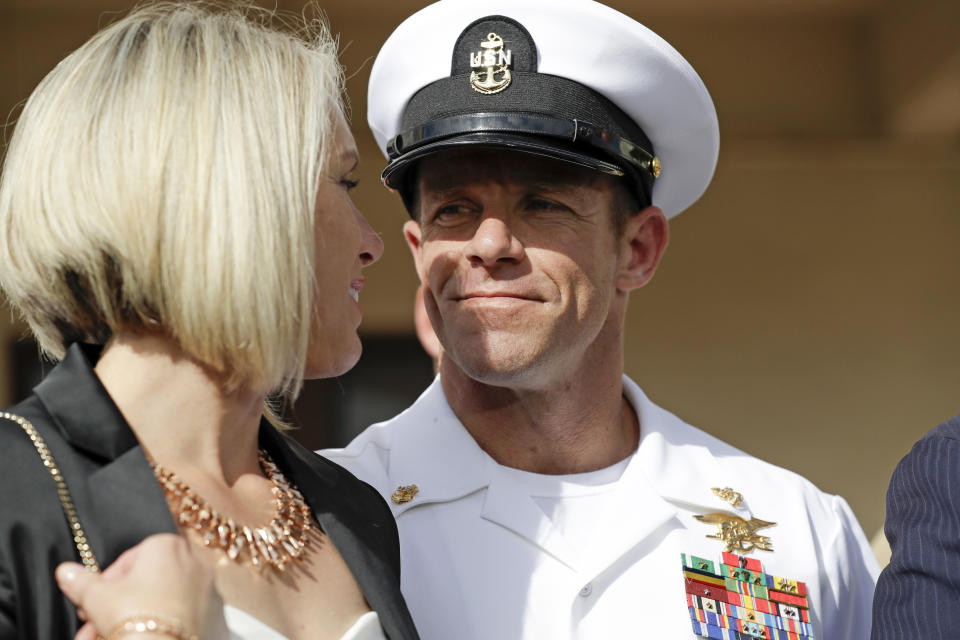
[55,533,221,640]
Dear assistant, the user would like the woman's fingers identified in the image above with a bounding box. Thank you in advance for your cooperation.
[56,534,218,640]
[74,621,98,640]
[100,541,142,581]
[54,562,95,608]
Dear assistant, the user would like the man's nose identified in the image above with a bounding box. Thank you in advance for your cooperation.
[465,216,524,266]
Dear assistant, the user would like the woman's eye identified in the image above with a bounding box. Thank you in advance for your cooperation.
[341,178,359,191]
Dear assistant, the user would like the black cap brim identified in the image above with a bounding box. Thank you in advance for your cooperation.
[382,130,626,193]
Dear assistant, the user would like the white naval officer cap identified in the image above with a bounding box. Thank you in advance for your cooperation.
[367,0,720,220]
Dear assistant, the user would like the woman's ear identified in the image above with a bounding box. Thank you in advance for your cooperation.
[615,206,669,293]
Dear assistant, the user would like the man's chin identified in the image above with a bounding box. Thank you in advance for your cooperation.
[443,347,553,389]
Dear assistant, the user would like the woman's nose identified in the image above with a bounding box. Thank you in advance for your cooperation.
[357,211,384,267]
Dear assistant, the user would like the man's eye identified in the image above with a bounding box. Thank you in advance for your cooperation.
[430,204,473,222]
[526,198,567,212]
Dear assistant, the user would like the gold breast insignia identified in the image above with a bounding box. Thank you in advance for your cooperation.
[391,484,420,504]
[711,486,743,508]
[693,512,776,553]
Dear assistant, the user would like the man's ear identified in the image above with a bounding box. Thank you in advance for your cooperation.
[403,219,426,283]
[615,206,669,293]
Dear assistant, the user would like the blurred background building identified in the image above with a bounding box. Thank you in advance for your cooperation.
[1,0,958,565]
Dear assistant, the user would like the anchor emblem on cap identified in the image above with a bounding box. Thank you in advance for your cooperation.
[470,33,512,95]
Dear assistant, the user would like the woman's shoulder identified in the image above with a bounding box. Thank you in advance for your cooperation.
[0,393,68,488]
[267,428,393,516]
[0,393,89,637]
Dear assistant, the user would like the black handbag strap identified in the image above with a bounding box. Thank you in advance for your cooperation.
[2,411,100,572]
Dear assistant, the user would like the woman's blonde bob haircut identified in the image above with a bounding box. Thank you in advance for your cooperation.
[0,2,344,397]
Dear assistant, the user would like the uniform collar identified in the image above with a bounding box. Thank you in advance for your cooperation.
[387,375,751,521]
[386,377,496,516]
[625,376,754,520]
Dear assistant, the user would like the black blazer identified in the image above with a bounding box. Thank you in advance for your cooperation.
[0,344,419,640]
[872,413,960,639]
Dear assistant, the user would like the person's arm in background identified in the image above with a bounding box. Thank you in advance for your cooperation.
[872,416,960,639]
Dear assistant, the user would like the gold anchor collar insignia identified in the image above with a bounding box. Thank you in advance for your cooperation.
[391,484,419,504]
[470,32,512,95]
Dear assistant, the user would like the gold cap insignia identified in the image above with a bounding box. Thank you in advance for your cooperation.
[648,156,662,179]
[391,484,419,504]
[470,33,512,95]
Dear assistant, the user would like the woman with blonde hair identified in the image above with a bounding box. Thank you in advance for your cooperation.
[0,3,419,639]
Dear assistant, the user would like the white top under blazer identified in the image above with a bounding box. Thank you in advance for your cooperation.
[224,606,386,640]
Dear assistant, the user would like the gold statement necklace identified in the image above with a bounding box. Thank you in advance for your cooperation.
[152,451,315,573]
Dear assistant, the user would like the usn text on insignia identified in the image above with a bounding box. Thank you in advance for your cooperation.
[470,32,512,94]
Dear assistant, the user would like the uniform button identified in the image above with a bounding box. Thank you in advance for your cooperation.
[578,583,593,598]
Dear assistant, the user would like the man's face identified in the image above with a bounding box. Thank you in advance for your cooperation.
[404,149,653,390]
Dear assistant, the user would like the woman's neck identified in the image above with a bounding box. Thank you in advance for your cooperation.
[93,332,265,483]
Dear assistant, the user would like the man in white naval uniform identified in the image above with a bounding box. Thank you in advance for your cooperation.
[323,1,880,638]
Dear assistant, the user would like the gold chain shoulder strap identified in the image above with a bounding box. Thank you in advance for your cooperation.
[2,411,100,572]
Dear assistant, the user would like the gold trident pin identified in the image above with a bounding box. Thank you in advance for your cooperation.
[693,512,776,553]
[470,33,512,95]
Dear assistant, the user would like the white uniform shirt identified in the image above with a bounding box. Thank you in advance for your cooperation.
[322,377,879,640]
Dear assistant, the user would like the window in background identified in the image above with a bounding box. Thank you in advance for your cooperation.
[9,338,47,404]
[287,335,435,450]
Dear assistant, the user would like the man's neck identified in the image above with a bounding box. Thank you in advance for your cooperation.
[440,358,639,475]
